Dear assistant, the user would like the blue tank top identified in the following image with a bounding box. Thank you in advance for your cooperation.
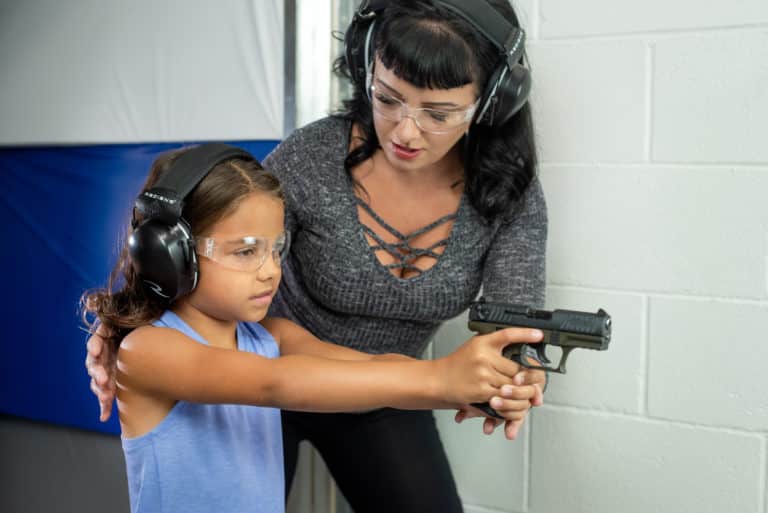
[121,311,284,513]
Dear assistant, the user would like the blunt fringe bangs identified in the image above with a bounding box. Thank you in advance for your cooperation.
[376,16,480,90]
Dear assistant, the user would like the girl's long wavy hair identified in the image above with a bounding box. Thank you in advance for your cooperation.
[334,0,537,220]
[81,148,283,350]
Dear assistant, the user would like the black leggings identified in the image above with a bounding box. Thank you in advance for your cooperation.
[282,408,463,513]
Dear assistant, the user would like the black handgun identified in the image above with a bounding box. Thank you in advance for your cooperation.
[467,298,612,419]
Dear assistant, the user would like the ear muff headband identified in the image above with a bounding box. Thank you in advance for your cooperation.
[438,0,524,67]
[134,144,252,226]
[129,143,254,301]
[363,18,377,99]
[345,0,531,126]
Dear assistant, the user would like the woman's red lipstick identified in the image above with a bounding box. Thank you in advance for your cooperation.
[391,142,422,160]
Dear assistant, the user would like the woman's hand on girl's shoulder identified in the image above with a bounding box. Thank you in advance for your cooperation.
[84,325,117,422]
[85,325,179,421]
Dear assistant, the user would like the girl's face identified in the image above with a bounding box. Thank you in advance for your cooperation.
[371,57,478,174]
[186,190,285,324]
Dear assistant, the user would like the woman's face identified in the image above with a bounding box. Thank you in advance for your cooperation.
[370,57,478,174]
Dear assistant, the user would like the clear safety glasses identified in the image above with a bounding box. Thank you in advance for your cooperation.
[369,83,479,134]
[196,232,290,272]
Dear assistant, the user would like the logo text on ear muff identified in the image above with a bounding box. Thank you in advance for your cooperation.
[143,191,179,205]
[143,280,171,298]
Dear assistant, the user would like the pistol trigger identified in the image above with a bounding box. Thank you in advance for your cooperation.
[518,344,544,368]
[509,349,525,367]
[534,344,551,365]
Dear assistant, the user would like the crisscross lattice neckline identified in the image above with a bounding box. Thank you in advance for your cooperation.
[355,197,457,277]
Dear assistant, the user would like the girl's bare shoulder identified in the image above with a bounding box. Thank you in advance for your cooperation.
[118,326,198,364]
[122,325,189,346]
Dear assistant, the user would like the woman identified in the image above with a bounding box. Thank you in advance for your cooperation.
[86,1,547,512]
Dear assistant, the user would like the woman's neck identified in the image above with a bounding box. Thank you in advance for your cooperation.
[171,301,239,350]
[376,147,464,190]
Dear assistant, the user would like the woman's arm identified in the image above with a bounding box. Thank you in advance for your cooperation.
[117,324,541,413]
[482,176,548,306]
[474,177,548,437]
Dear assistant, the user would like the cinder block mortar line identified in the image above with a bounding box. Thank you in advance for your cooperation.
[464,499,527,513]
[640,295,649,416]
[761,436,767,513]
[546,284,768,306]
[536,22,768,43]
[642,161,768,167]
[644,42,654,163]
[539,403,768,437]
[539,161,768,169]
[463,504,523,513]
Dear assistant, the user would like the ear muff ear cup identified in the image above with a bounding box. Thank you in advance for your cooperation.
[475,60,531,126]
[128,217,198,301]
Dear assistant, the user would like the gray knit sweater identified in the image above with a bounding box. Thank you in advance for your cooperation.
[264,116,547,358]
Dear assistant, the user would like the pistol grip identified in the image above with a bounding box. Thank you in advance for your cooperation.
[469,401,504,420]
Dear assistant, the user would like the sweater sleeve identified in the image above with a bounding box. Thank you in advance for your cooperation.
[481,177,548,308]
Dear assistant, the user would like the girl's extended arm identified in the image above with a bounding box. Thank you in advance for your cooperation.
[261,316,412,362]
[85,318,412,421]
[116,325,541,413]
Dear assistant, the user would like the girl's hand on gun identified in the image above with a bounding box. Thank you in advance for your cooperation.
[434,327,542,408]
[84,328,117,422]
[452,330,546,440]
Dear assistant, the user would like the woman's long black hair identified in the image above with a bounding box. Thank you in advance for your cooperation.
[334,0,537,220]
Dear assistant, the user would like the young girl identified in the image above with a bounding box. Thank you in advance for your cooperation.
[82,144,543,513]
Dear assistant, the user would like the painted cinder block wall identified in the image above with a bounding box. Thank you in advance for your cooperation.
[433,1,768,512]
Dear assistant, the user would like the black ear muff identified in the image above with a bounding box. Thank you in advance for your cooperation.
[474,25,530,126]
[128,217,198,301]
[475,58,531,126]
[127,143,253,302]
